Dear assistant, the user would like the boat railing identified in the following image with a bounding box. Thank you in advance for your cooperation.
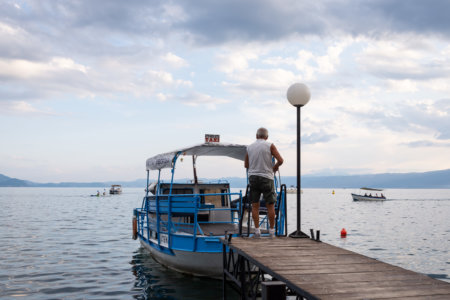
[239,183,287,237]
[137,191,243,250]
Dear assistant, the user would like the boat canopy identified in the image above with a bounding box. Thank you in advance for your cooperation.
[360,187,383,191]
[146,143,247,171]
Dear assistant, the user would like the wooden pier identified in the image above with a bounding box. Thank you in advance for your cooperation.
[222,237,450,299]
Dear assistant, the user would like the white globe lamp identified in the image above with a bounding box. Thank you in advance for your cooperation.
[287,83,311,107]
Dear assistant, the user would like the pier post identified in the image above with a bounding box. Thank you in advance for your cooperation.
[222,242,226,300]
[261,281,286,300]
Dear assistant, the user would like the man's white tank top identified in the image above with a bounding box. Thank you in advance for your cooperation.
[247,139,273,180]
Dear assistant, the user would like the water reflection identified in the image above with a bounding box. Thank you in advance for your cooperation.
[130,247,239,300]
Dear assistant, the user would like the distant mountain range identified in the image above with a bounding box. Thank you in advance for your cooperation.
[1,169,450,188]
[0,174,147,188]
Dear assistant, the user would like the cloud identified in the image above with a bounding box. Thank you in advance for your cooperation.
[302,130,338,145]
[141,70,192,90]
[0,57,87,79]
[0,100,55,116]
[356,37,450,81]
[0,21,47,60]
[363,0,450,37]
[222,68,297,95]
[3,1,450,52]
[263,39,351,80]
[163,52,189,68]
[175,0,450,45]
[339,98,450,141]
[215,48,259,74]
[402,140,450,148]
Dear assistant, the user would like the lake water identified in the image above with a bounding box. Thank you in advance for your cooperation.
[0,187,449,299]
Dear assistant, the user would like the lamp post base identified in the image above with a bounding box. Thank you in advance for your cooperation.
[289,230,310,238]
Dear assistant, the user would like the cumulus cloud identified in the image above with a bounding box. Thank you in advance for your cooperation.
[174,0,450,45]
[3,1,450,51]
[163,52,189,68]
[403,140,450,148]
[0,100,55,116]
[339,98,450,141]
[302,130,338,145]
[263,39,351,81]
[0,57,87,79]
[356,37,450,81]
[222,68,297,95]
[215,48,259,74]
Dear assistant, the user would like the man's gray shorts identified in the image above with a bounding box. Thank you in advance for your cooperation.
[249,175,277,204]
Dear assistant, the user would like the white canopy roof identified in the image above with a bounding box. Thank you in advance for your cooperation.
[146,143,247,170]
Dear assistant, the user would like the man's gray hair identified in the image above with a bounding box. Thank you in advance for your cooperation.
[256,127,269,139]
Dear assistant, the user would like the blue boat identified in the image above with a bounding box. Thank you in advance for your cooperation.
[132,141,288,277]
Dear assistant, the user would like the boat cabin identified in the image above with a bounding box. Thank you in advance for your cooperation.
[148,182,233,224]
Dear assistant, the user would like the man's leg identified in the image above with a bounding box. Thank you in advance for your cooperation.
[252,202,260,228]
[267,203,275,229]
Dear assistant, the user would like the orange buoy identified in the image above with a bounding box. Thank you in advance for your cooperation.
[340,228,347,238]
[132,216,138,240]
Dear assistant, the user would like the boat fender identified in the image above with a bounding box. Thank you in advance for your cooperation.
[132,215,138,240]
[340,228,347,238]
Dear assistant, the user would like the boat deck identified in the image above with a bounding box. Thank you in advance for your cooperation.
[177,223,265,236]
[222,237,450,299]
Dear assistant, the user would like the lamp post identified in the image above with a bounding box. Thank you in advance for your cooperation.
[287,83,311,238]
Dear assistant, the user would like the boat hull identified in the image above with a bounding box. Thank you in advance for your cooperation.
[351,193,386,201]
[140,239,223,278]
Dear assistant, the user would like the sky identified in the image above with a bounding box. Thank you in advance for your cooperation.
[1,0,450,183]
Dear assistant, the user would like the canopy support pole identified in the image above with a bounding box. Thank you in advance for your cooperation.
[193,155,198,185]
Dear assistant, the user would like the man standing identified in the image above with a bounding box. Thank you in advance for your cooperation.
[245,127,284,238]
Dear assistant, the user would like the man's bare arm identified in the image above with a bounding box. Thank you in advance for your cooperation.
[270,144,283,172]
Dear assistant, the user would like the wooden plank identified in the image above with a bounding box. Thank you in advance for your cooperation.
[247,250,353,258]
[390,295,450,300]
[269,262,400,275]
[232,237,321,247]
[261,254,380,265]
[315,285,450,299]
[299,280,450,296]
[284,270,434,284]
[296,278,447,292]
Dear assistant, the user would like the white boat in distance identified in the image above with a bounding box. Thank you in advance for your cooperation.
[109,184,122,194]
[286,187,302,194]
[352,187,386,201]
[287,186,296,194]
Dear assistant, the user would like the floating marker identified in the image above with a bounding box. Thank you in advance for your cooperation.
[340,228,347,238]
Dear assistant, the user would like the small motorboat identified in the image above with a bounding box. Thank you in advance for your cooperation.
[109,185,122,194]
[286,187,302,194]
[352,187,386,201]
[286,186,297,194]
